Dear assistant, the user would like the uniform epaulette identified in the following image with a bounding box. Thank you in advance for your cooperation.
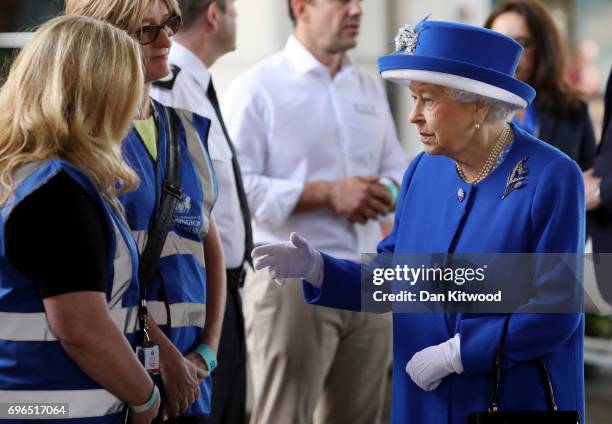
[152,64,181,90]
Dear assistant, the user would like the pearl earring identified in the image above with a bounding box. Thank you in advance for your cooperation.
[474,122,481,130]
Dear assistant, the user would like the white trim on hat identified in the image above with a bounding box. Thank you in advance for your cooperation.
[381,69,527,108]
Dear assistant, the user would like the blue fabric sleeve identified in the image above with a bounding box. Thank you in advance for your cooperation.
[302,252,362,311]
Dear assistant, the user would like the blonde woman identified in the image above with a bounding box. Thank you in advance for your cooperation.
[0,16,160,424]
[65,1,226,421]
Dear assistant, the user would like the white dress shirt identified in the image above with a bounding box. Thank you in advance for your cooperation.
[224,36,408,261]
[151,42,246,268]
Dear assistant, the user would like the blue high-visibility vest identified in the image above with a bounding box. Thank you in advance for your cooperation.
[120,99,217,415]
[0,160,141,423]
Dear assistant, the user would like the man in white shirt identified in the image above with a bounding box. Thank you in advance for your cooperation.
[224,1,409,423]
[150,1,249,423]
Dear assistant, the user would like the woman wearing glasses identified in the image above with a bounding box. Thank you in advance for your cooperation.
[65,1,225,422]
[485,0,596,172]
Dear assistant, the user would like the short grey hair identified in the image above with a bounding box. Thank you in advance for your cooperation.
[445,87,518,123]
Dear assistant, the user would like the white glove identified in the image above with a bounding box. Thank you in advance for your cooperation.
[252,232,324,287]
[406,333,463,391]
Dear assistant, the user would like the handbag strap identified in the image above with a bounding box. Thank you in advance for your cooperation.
[489,316,558,413]
[137,104,182,330]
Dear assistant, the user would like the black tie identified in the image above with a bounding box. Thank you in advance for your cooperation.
[206,78,254,267]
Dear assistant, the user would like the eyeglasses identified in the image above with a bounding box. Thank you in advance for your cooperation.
[136,15,181,45]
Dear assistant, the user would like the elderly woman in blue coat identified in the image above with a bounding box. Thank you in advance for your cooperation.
[252,19,584,423]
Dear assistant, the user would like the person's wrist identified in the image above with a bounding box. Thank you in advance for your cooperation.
[304,249,324,288]
[194,344,217,372]
[445,334,463,374]
[129,383,159,414]
[324,181,337,209]
[379,176,399,204]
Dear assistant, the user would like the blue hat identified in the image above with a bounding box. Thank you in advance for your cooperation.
[378,17,536,108]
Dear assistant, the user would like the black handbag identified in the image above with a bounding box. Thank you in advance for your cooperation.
[467,317,581,424]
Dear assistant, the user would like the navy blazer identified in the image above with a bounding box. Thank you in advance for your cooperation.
[589,67,612,251]
[588,68,612,301]
[303,125,585,423]
[538,101,596,171]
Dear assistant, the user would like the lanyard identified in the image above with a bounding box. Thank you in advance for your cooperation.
[136,100,182,342]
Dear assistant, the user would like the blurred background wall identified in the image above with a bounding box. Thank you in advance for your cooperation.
[1,0,611,157]
[212,0,611,157]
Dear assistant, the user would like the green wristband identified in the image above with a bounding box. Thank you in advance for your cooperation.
[379,177,400,204]
[129,384,159,413]
[195,344,218,372]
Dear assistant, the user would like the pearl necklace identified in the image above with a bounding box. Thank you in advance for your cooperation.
[456,124,511,185]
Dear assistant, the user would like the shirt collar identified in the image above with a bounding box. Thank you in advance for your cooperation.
[168,41,211,91]
[284,35,354,77]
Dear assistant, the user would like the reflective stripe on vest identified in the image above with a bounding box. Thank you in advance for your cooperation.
[176,108,217,238]
[0,302,205,342]
[132,230,205,269]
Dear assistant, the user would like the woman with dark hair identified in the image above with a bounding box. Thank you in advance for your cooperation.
[485,0,596,170]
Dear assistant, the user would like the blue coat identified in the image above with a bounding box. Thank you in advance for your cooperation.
[303,124,585,423]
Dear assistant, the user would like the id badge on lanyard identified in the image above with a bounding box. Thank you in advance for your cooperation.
[137,301,160,375]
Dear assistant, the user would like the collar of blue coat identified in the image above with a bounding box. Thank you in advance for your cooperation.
[416,123,533,195]
[455,122,526,183]
[378,18,536,108]
[396,122,570,253]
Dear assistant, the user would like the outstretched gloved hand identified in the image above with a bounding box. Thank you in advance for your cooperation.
[252,232,324,287]
[405,334,463,391]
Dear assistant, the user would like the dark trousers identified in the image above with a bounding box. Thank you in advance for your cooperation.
[203,269,247,424]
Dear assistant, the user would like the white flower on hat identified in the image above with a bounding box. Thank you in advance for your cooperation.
[394,25,418,54]
[394,15,431,55]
